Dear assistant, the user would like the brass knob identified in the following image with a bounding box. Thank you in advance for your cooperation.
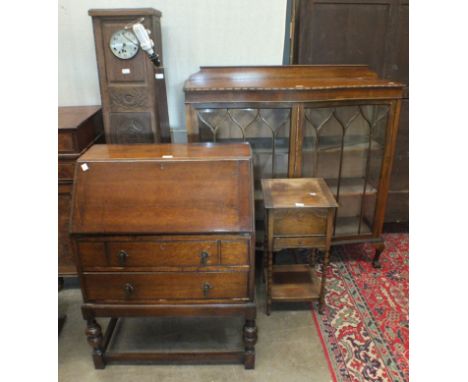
[123,283,134,297]
[199,251,209,265]
[203,282,213,297]
[118,250,128,266]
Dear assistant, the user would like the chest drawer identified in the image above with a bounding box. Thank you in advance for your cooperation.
[58,131,76,153]
[58,161,75,182]
[82,272,249,302]
[272,208,327,236]
[107,241,219,267]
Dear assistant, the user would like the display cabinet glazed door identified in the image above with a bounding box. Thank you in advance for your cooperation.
[298,103,389,238]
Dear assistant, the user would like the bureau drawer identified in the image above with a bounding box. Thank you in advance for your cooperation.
[107,241,219,267]
[82,272,249,301]
[272,209,327,236]
[78,242,107,268]
[220,240,250,265]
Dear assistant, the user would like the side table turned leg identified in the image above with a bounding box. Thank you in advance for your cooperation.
[243,319,258,370]
[318,250,330,315]
[85,318,105,369]
[262,242,267,284]
[372,242,385,269]
[266,250,273,316]
[308,249,316,268]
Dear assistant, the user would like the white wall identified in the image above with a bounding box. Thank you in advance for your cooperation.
[58,0,287,135]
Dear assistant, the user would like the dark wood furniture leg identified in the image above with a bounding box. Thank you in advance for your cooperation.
[318,250,330,314]
[243,319,257,369]
[266,250,273,316]
[308,249,316,268]
[372,242,385,269]
[85,318,105,369]
[262,234,267,284]
[58,277,67,335]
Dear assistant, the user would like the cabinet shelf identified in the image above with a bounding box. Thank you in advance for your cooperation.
[335,217,371,236]
[326,178,377,196]
[221,136,381,155]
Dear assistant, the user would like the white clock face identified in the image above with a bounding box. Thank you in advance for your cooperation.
[109,29,139,59]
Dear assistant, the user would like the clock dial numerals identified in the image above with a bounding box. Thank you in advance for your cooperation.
[109,29,139,59]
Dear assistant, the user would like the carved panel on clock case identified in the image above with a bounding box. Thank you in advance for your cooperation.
[109,113,153,143]
[109,87,149,112]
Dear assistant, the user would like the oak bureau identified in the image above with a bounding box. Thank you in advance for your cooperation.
[69,143,257,369]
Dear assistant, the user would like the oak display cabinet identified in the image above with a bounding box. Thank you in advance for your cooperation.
[184,65,404,267]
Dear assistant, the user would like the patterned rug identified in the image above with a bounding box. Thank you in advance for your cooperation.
[312,233,409,382]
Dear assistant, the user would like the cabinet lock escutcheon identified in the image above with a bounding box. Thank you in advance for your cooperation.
[123,283,134,297]
[199,251,209,265]
[202,282,213,297]
[118,250,128,266]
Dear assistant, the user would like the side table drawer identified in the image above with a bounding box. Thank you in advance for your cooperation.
[107,241,218,267]
[273,209,327,236]
[274,236,326,250]
[82,272,249,301]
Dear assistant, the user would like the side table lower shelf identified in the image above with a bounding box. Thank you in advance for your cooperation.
[271,264,321,302]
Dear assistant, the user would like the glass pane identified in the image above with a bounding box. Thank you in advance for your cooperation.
[302,105,389,237]
[197,108,291,186]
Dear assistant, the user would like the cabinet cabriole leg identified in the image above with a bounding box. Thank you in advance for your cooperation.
[319,250,330,315]
[372,243,385,269]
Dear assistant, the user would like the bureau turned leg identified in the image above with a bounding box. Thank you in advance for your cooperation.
[318,250,330,315]
[243,319,257,369]
[372,242,385,269]
[85,319,105,369]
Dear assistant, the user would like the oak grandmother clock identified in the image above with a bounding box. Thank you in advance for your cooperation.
[89,8,170,143]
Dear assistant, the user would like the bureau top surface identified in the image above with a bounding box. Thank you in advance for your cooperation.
[58,106,101,130]
[78,143,252,162]
[184,65,405,92]
[262,178,338,209]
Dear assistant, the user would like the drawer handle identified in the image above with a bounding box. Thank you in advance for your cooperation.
[199,251,209,265]
[202,282,213,297]
[123,283,134,297]
[118,250,128,266]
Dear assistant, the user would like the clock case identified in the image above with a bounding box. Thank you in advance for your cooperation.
[89,8,170,143]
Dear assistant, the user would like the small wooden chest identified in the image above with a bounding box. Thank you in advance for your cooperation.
[58,106,103,276]
[70,143,257,369]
